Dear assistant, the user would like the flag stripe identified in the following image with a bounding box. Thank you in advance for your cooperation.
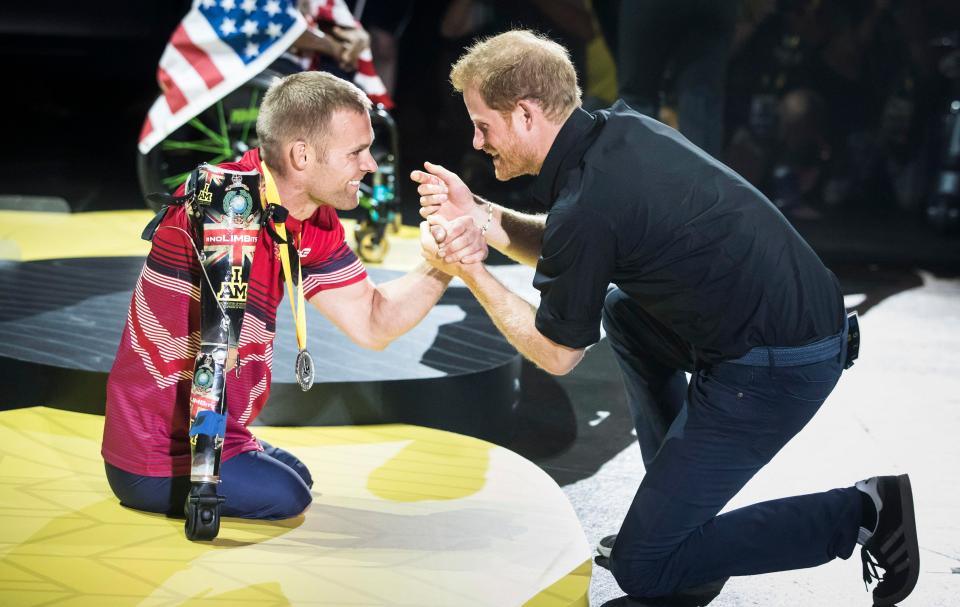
[157,67,188,114]
[181,9,248,79]
[145,95,173,148]
[353,72,385,97]
[171,24,225,89]
[159,43,209,108]
[139,117,153,142]
[330,0,356,26]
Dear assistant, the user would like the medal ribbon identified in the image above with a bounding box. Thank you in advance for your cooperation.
[261,163,308,354]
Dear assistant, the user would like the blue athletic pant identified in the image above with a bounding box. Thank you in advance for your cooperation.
[602,288,862,598]
[104,441,313,520]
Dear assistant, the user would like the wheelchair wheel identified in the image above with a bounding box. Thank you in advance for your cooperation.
[137,70,282,209]
[355,223,389,263]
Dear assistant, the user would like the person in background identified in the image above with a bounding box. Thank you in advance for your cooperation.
[592,0,738,158]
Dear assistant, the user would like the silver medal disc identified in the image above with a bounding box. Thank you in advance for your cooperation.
[295,349,315,391]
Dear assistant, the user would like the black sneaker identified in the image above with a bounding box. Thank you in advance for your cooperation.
[598,533,616,558]
[856,475,920,606]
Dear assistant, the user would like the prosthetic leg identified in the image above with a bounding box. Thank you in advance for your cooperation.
[182,165,263,541]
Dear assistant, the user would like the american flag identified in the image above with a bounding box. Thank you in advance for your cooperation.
[138,0,392,155]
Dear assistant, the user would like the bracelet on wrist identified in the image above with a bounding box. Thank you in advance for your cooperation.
[480,202,494,236]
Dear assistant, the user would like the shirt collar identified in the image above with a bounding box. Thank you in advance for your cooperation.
[531,107,598,207]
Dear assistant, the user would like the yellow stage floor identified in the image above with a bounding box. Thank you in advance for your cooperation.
[0,209,422,270]
[0,209,589,606]
[0,407,590,606]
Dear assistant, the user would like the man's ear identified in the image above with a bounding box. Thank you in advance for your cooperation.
[516,99,541,131]
[288,140,310,172]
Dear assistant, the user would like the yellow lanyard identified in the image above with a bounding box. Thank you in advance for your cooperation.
[261,163,313,390]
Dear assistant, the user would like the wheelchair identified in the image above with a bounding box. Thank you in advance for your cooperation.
[136,66,402,262]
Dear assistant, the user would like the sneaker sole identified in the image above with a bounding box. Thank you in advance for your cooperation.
[597,537,614,559]
[875,474,920,607]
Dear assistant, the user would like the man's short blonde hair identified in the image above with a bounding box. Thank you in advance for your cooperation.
[450,30,581,123]
[256,71,371,172]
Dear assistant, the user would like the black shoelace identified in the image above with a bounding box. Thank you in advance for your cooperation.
[861,546,882,591]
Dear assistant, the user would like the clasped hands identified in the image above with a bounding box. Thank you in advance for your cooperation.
[412,161,488,277]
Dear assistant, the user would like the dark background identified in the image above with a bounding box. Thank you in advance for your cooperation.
[2,0,959,271]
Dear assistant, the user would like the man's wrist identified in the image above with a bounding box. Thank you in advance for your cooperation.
[424,262,454,282]
[478,201,494,236]
[471,195,505,244]
[469,195,488,224]
[457,259,486,283]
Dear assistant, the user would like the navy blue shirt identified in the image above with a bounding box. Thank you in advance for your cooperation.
[530,101,843,364]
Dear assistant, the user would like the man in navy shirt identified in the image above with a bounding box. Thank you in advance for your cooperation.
[412,30,918,606]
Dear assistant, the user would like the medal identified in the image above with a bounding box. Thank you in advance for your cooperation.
[263,163,315,393]
[295,349,315,392]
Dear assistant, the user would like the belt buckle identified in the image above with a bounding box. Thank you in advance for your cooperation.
[845,311,860,369]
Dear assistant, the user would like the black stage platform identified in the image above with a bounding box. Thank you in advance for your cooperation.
[0,258,521,444]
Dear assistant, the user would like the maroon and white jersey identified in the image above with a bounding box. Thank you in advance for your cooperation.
[102,148,366,476]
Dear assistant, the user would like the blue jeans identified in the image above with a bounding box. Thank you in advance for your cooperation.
[602,288,861,597]
[105,441,313,520]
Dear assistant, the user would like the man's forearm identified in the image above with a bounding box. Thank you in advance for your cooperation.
[370,262,452,346]
[471,196,546,268]
[460,266,584,375]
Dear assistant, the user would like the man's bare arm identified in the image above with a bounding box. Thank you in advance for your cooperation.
[460,264,584,375]
[413,162,546,268]
[310,263,451,351]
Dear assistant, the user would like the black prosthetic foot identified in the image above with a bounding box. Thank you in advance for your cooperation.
[184,481,225,541]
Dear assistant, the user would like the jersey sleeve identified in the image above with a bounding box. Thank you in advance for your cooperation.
[301,210,367,299]
[145,205,200,285]
[533,204,616,349]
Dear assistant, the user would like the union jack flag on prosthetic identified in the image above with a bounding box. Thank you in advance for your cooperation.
[138,0,307,154]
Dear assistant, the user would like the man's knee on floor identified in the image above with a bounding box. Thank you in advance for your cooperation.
[273,485,312,520]
[609,552,670,599]
[246,481,313,520]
